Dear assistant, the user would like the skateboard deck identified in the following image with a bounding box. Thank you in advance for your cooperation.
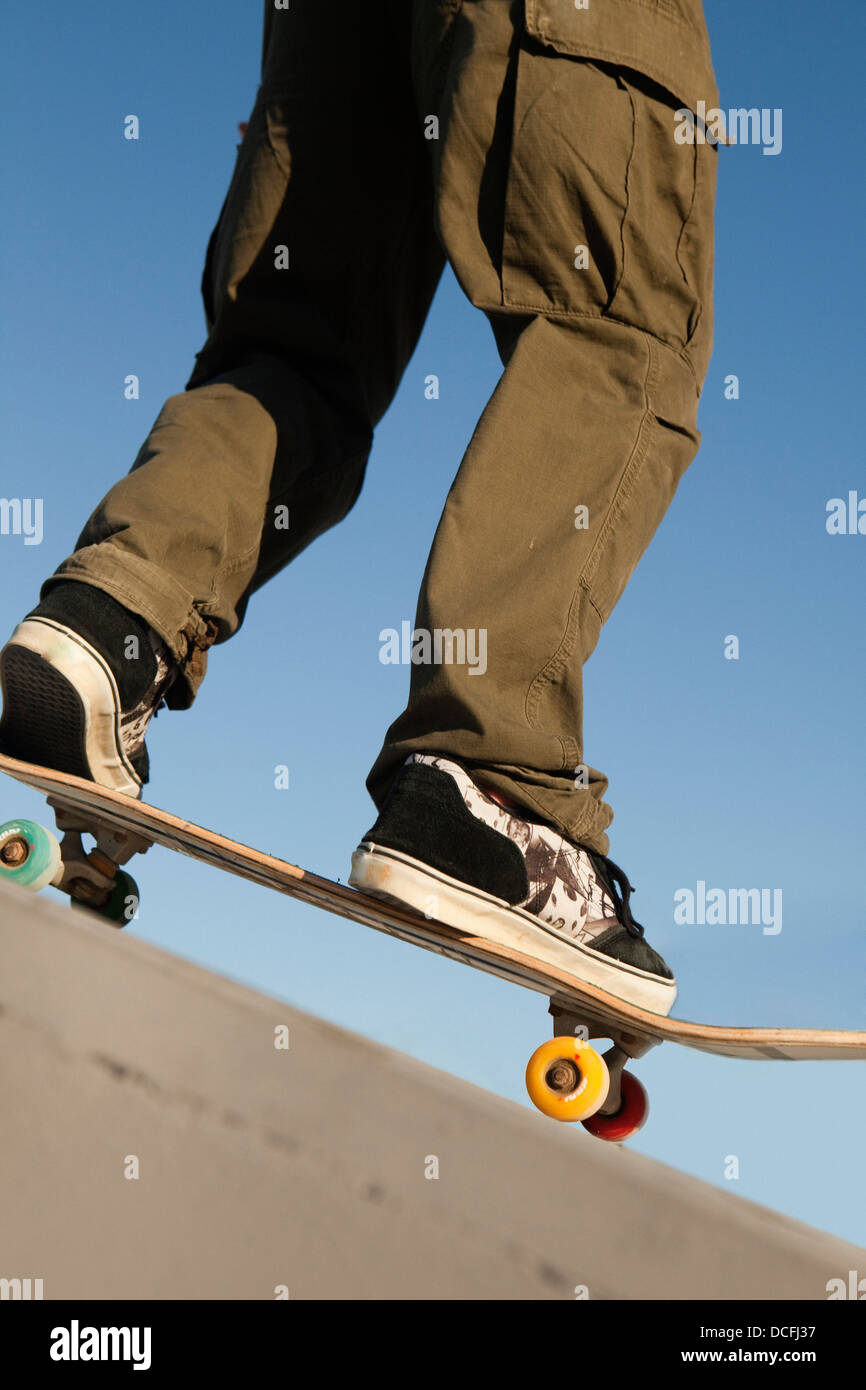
[2,751,864,1137]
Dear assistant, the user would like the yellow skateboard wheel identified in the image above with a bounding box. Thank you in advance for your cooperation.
[525,1037,610,1122]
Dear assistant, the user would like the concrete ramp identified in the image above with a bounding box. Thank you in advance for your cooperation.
[0,880,862,1300]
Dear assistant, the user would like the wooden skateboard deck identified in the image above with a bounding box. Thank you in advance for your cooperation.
[1,750,863,1062]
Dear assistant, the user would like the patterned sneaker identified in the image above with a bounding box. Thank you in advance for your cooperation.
[0,581,177,797]
[350,754,676,1014]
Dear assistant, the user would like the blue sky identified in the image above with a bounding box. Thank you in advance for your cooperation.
[2,1,864,1257]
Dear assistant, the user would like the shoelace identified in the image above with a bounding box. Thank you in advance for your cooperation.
[586,849,645,938]
[478,770,646,937]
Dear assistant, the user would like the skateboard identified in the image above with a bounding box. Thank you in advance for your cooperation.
[2,749,864,1143]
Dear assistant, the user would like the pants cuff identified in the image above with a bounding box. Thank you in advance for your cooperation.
[41,546,218,708]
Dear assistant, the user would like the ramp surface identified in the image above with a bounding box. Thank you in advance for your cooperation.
[0,880,861,1300]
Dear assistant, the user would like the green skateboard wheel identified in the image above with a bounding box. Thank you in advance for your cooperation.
[71,868,140,926]
[0,819,62,892]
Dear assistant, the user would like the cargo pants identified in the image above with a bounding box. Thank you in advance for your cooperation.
[43,0,719,855]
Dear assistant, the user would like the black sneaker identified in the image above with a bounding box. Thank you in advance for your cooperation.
[0,581,177,796]
[350,754,676,1014]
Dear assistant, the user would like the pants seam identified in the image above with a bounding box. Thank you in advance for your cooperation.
[522,334,656,768]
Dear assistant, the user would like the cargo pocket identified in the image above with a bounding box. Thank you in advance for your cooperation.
[206,91,293,324]
[500,54,633,319]
[502,0,717,379]
[602,68,711,362]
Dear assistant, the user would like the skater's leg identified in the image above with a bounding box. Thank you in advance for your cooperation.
[1,1,451,789]
[36,1,447,709]
[368,0,718,856]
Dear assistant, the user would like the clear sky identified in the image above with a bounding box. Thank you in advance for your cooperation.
[2,2,864,1256]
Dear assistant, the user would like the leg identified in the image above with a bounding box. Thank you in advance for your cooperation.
[37,1,446,708]
[369,0,717,855]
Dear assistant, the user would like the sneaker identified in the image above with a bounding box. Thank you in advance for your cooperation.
[350,754,676,1014]
[0,581,176,797]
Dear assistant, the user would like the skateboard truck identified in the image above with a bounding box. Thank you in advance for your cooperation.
[46,797,151,919]
[0,808,146,925]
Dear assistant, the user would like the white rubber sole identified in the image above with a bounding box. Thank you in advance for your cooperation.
[2,619,142,797]
[349,842,677,1016]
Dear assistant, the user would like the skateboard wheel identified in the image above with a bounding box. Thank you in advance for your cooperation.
[581,1070,649,1142]
[0,819,61,892]
[70,869,140,927]
[525,1036,610,1122]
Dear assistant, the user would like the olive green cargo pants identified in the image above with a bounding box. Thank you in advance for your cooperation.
[45,0,718,854]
